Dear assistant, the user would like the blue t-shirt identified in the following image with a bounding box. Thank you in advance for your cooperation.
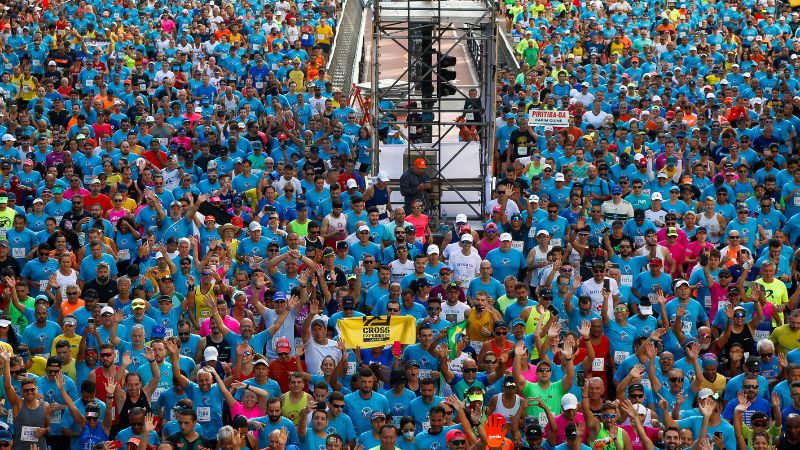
[344,391,390,435]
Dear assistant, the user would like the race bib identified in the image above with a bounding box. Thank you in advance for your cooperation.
[0,229,7,239]
[151,386,165,402]
[256,82,264,89]
[12,247,24,258]
[86,79,94,87]
[253,44,261,51]
[118,249,130,260]
[793,196,800,207]
[392,416,401,428]
[422,421,431,432]
[165,328,174,338]
[466,113,475,121]
[704,296,711,309]
[21,426,38,442]
[681,320,692,335]
[511,241,524,251]
[302,34,309,40]
[592,357,604,372]
[347,361,357,376]
[158,138,168,146]
[197,406,211,422]
[620,275,633,287]
[614,351,629,365]
[754,330,770,342]
[551,238,562,247]
[471,341,483,353]
[640,379,651,390]
[317,34,325,40]
[419,369,432,380]
[634,236,645,248]
[39,280,48,292]
[51,409,62,424]
[538,411,548,427]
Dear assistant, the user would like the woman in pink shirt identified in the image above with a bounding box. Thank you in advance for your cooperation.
[405,199,432,245]
[209,367,268,440]
[684,227,714,273]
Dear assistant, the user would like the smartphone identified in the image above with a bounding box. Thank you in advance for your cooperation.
[610,263,619,270]
[548,305,558,316]
[88,318,94,325]
[713,432,722,440]
[603,279,610,291]
[392,341,402,357]
[577,371,586,387]
[699,253,708,266]
[111,441,123,449]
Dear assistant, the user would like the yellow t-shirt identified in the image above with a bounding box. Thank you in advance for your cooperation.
[315,24,333,45]
[696,372,727,394]
[51,333,82,358]
[770,325,800,355]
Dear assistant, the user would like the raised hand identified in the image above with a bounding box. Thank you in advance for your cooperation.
[579,320,590,339]
[122,351,132,367]
[772,391,781,408]
[54,372,65,389]
[296,342,305,358]
[106,379,117,397]
[144,412,157,433]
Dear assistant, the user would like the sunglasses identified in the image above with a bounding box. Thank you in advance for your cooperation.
[536,367,551,373]
[484,359,497,364]
[100,352,114,357]
[463,368,478,373]
[387,308,400,312]
[629,394,643,399]
[601,413,617,420]
[669,377,683,383]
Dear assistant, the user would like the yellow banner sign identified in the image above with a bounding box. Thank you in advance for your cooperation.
[337,315,418,349]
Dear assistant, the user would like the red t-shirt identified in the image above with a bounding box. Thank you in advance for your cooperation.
[84,193,113,215]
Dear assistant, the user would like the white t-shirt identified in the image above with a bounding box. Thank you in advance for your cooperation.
[304,337,342,375]
[580,277,620,318]
[441,301,470,324]
[448,250,482,286]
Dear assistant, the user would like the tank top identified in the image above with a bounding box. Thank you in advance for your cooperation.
[727,325,755,356]
[698,212,722,244]
[13,400,48,450]
[282,393,308,427]
[365,186,390,219]
[492,394,521,421]
[324,213,348,247]
[94,367,114,405]
[205,335,232,363]
[79,424,109,450]
[193,283,216,326]
[594,425,625,450]
[289,219,310,237]
[117,393,151,429]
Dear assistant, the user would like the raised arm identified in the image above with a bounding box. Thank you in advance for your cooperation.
[166,339,190,388]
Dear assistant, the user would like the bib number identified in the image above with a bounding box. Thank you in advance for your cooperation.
[620,275,633,286]
[592,357,604,372]
[12,247,24,258]
[197,406,211,422]
[21,426,38,442]
[613,351,629,365]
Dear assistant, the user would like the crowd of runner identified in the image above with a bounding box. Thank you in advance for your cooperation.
[1,0,800,450]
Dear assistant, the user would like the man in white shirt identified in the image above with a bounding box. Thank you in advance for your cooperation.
[448,233,482,286]
[302,309,341,375]
[578,262,620,317]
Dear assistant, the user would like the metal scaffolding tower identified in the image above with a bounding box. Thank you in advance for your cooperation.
[370,0,497,223]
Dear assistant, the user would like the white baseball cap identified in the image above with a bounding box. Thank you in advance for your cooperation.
[500,233,513,242]
[426,245,440,255]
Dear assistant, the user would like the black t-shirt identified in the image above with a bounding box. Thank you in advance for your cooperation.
[508,128,536,159]
[83,279,120,304]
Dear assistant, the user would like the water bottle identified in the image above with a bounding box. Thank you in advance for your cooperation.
[439,209,449,233]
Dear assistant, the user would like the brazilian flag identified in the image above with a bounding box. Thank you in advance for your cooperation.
[447,320,469,359]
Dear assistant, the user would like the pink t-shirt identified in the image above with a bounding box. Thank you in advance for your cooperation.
[478,239,500,259]
[231,402,264,439]
[545,413,584,444]
[405,214,429,243]
[199,315,241,336]
[620,424,660,450]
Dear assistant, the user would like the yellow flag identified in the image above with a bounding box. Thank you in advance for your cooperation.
[337,316,417,349]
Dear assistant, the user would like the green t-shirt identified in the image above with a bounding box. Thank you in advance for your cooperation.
[741,423,780,448]
[521,379,566,421]
[9,296,35,334]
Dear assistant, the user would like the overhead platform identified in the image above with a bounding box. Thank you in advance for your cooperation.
[377,0,494,23]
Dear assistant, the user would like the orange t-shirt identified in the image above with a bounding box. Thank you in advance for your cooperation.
[61,299,85,317]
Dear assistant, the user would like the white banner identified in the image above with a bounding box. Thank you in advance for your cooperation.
[527,109,570,127]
